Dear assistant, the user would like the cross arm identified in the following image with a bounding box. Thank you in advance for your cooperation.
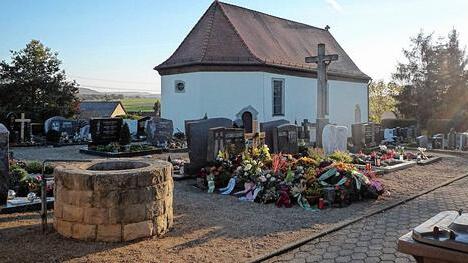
[305,54,339,64]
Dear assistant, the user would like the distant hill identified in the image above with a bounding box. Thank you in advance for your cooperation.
[78,88,160,99]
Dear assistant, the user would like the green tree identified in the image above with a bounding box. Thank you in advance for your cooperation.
[436,29,468,117]
[369,80,401,123]
[392,32,440,127]
[0,40,79,121]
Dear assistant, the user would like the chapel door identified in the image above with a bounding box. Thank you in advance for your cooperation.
[242,111,253,133]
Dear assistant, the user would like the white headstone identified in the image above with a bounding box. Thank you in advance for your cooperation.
[384,129,395,142]
[322,124,348,155]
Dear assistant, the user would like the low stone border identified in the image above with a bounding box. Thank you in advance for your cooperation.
[79,148,163,158]
[164,148,189,153]
[249,172,468,263]
[1,197,54,214]
[407,147,468,157]
[354,160,416,175]
[417,156,442,165]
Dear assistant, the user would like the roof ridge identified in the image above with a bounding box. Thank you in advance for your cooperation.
[216,1,263,64]
[217,1,328,32]
[200,2,217,62]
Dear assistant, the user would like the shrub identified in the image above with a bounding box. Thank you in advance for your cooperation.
[119,123,132,145]
[307,148,325,163]
[328,151,353,164]
[9,167,28,190]
[25,161,43,174]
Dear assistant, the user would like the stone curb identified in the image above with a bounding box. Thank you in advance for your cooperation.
[249,172,468,263]
[406,147,468,157]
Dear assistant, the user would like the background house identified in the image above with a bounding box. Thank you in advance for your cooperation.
[79,101,127,120]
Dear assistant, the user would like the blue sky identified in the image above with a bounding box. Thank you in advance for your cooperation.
[1,0,467,94]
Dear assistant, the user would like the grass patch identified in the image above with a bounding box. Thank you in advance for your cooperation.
[122,98,158,112]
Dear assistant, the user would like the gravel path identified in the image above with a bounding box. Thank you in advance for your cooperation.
[1,147,467,262]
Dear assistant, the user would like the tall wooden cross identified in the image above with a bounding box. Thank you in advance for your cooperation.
[15,113,31,143]
[305,43,338,119]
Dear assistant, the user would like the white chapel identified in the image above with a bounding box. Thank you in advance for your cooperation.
[155,1,370,135]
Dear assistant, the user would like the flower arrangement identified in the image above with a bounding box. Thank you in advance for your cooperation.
[198,144,384,209]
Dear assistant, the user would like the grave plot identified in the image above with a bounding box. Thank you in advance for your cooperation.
[351,146,420,174]
[0,125,55,213]
[79,118,162,157]
[146,117,188,153]
[194,145,385,210]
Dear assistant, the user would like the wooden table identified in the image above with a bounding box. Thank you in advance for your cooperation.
[398,232,468,263]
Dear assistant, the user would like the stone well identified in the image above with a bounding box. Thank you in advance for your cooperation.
[53,159,173,242]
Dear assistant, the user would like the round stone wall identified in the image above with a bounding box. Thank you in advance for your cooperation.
[53,159,173,242]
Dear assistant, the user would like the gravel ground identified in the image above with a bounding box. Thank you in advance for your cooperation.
[1,147,467,262]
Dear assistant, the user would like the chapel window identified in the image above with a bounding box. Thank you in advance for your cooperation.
[272,79,285,116]
[175,81,185,93]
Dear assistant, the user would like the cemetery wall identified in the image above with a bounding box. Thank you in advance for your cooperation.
[162,72,368,135]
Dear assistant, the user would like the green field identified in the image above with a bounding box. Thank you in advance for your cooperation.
[122,98,159,112]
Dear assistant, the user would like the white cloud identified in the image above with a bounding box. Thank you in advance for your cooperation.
[325,0,344,13]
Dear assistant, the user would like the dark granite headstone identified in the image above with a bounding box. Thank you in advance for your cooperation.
[417,135,429,148]
[432,134,445,149]
[186,118,232,169]
[273,124,299,153]
[0,124,9,205]
[185,118,203,147]
[146,118,173,146]
[90,118,123,145]
[207,127,245,161]
[45,116,80,136]
[260,119,290,151]
[352,123,365,149]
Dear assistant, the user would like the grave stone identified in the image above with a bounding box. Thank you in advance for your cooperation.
[273,124,299,153]
[432,134,445,149]
[447,128,456,150]
[374,124,385,145]
[90,118,123,146]
[260,119,290,150]
[80,125,90,141]
[137,116,151,137]
[146,118,174,147]
[186,118,232,169]
[207,127,245,161]
[4,112,17,143]
[185,118,204,147]
[417,135,429,148]
[44,116,66,134]
[0,124,9,205]
[300,119,315,145]
[15,113,31,143]
[364,123,374,145]
[124,119,138,136]
[45,117,80,137]
[459,132,468,151]
[322,124,348,155]
[351,123,365,149]
[384,128,396,142]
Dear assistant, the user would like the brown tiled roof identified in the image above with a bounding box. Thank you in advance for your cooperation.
[155,1,370,81]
